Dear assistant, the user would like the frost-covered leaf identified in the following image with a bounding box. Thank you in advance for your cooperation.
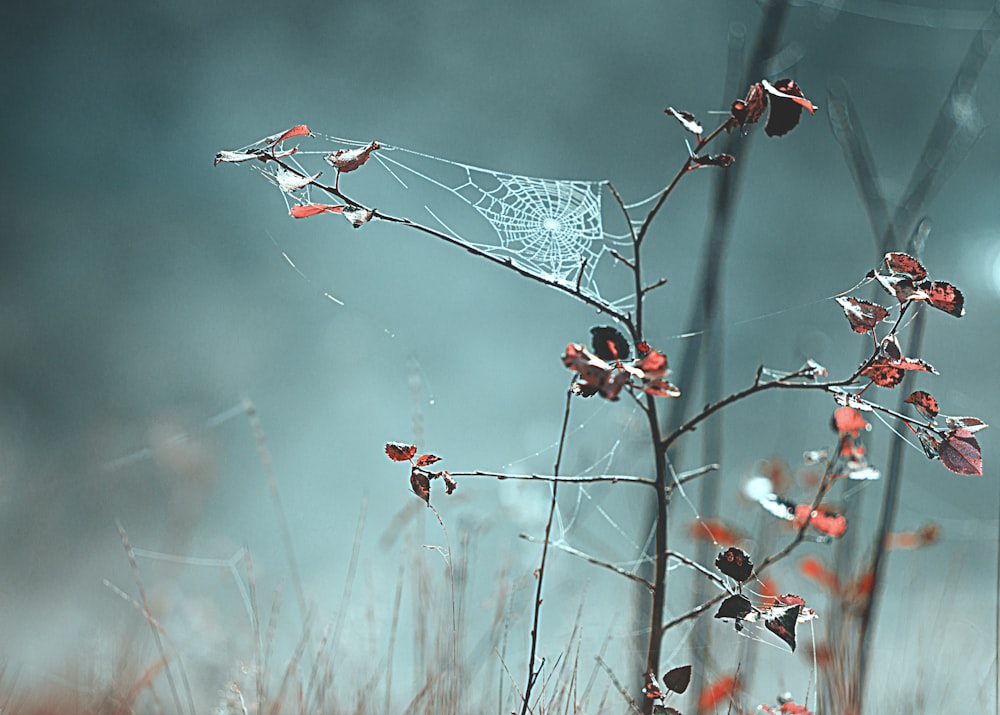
[943,415,988,434]
[904,390,939,420]
[665,107,703,135]
[731,82,767,131]
[342,206,375,228]
[325,141,381,173]
[643,378,681,398]
[415,453,441,467]
[939,428,983,476]
[385,442,417,462]
[442,472,458,495]
[590,325,630,361]
[918,280,965,317]
[759,493,796,521]
[214,149,261,165]
[836,296,889,334]
[761,78,816,137]
[714,546,754,582]
[691,152,735,169]
[289,203,345,219]
[274,167,321,193]
[831,389,875,411]
[883,252,928,280]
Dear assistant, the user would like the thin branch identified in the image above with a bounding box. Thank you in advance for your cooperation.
[448,470,655,487]
[519,534,654,592]
[520,387,574,715]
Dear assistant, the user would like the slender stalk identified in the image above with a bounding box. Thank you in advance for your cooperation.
[520,387,574,715]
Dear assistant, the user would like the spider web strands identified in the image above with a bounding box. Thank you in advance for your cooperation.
[242,131,638,312]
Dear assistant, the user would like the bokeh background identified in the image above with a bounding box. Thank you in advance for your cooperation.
[1,0,998,711]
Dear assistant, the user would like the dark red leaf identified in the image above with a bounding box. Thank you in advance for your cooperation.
[904,390,939,420]
[918,280,965,317]
[884,252,927,279]
[385,442,417,461]
[731,82,767,131]
[943,415,989,434]
[638,349,668,377]
[325,141,380,173]
[765,604,800,651]
[665,107,703,135]
[862,361,905,388]
[443,473,458,495]
[761,79,816,137]
[410,469,431,504]
[590,326,630,361]
[939,428,983,476]
[836,296,889,334]
[715,546,754,582]
[715,594,753,626]
[416,453,441,467]
[662,664,693,694]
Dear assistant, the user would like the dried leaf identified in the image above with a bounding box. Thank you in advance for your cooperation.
[662,665,693,694]
[918,280,965,317]
[715,594,753,625]
[289,203,345,219]
[904,390,939,420]
[409,469,431,504]
[883,252,928,280]
[274,167,321,193]
[325,141,380,173]
[442,473,458,495]
[759,493,796,521]
[836,296,889,334]
[415,454,441,467]
[761,78,817,137]
[637,349,668,377]
[943,416,989,434]
[765,604,800,651]
[665,107,704,135]
[939,428,983,476]
[342,206,375,228]
[590,326,630,361]
[730,82,767,131]
[270,124,312,145]
[714,546,754,582]
[385,442,417,462]
[643,378,681,398]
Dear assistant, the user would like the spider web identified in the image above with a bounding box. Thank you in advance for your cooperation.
[231,131,637,311]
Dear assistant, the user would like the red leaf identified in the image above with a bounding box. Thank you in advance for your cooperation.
[662,664,692,694]
[637,348,667,377]
[731,82,767,131]
[665,107,704,135]
[939,428,983,476]
[410,469,431,504]
[289,203,345,219]
[883,252,928,280]
[794,504,847,537]
[698,675,739,712]
[416,453,441,467]
[385,442,417,461]
[272,124,312,144]
[833,406,869,435]
[443,473,458,495]
[918,280,965,317]
[943,415,989,434]
[643,378,681,398]
[862,362,905,388]
[715,546,754,582]
[904,390,939,420]
[836,296,889,334]
[325,141,380,173]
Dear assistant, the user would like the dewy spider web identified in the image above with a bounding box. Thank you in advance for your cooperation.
[238,131,636,311]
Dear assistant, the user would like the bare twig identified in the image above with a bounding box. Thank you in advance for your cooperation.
[519,533,655,591]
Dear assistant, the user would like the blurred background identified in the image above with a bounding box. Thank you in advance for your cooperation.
[1,0,998,711]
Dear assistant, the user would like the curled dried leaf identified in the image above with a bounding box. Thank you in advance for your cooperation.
[904,390,939,420]
[385,442,417,462]
[290,203,345,219]
[326,141,380,173]
[665,107,703,135]
[836,296,889,334]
